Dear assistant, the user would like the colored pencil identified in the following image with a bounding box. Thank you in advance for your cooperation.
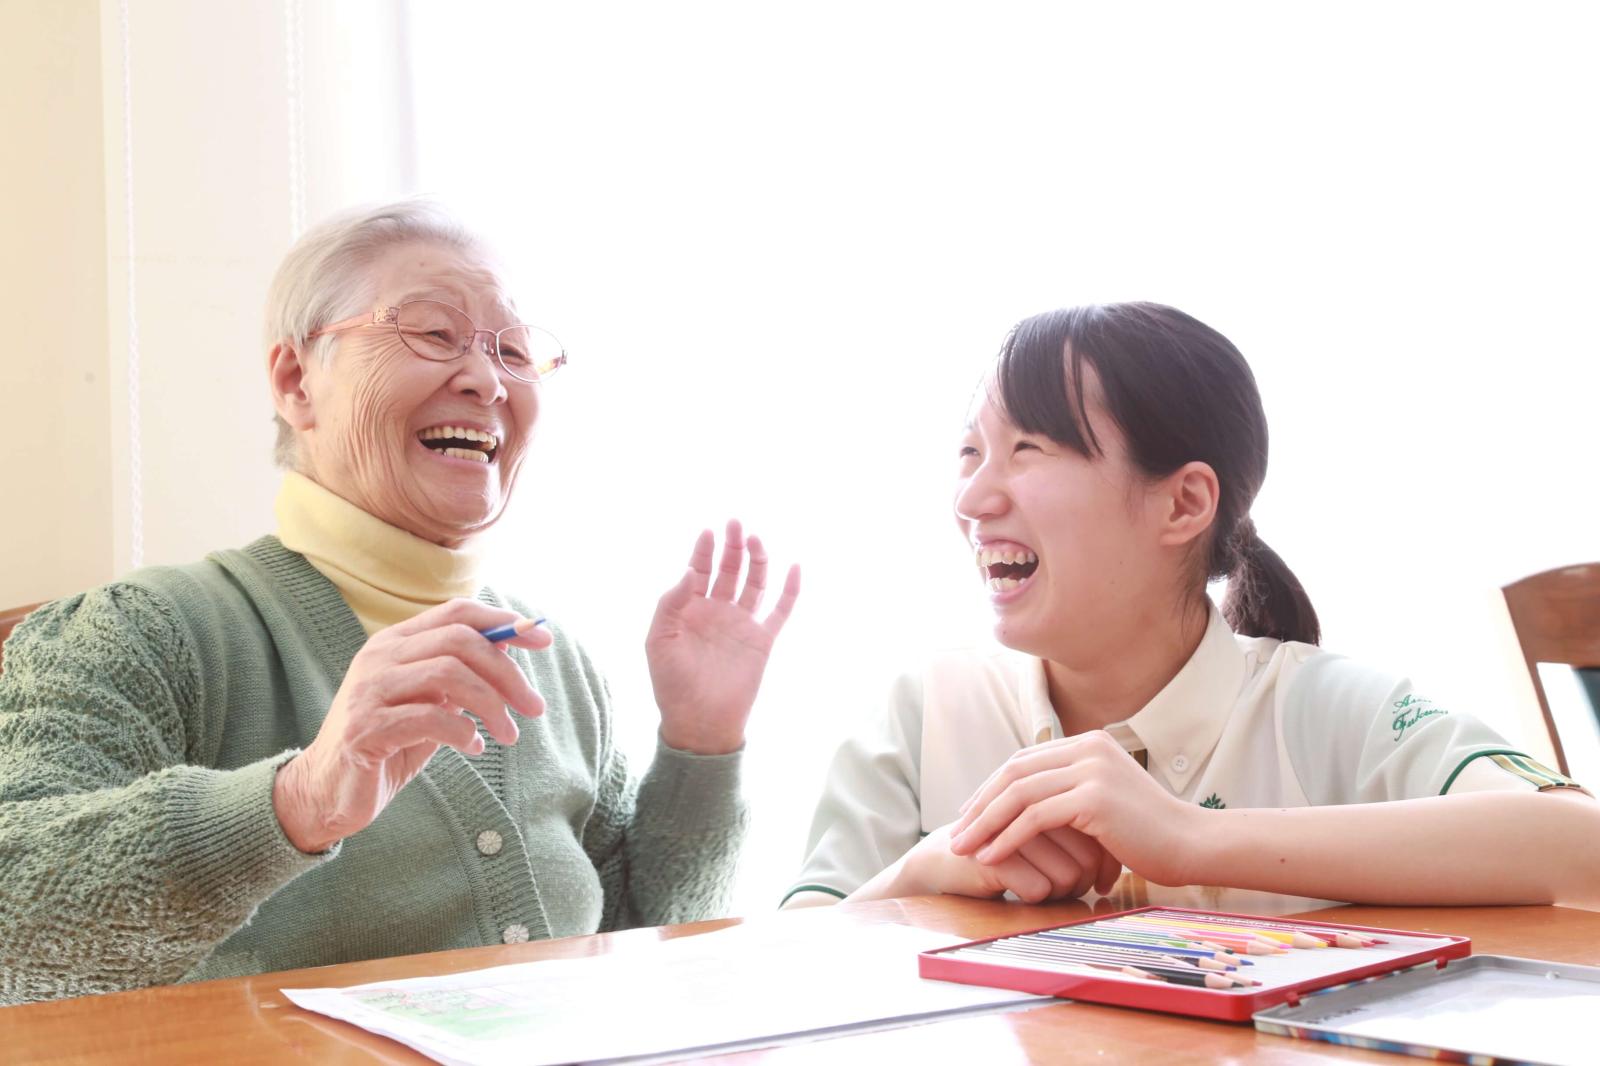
[478,617,547,643]
[1136,914,1323,948]
[994,936,1257,983]
[1031,931,1239,969]
[975,941,1254,989]
[1117,915,1284,943]
[1094,919,1284,955]
[951,948,1156,982]
[993,938,1199,969]
[1145,909,1382,941]
[1036,926,1246,960]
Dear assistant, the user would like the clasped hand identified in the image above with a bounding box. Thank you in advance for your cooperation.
[893,731,1200,902]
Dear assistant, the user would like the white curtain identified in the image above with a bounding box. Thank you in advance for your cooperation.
[94,0,419,575]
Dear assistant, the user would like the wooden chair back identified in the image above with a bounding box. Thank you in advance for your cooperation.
[0,602,45,675]
[1501,564,1600,777]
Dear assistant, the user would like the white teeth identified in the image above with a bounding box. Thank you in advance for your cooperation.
[440,446,490,463]
[986,577,1023,592]
[974,547,1038,568]
[418,426,500,450]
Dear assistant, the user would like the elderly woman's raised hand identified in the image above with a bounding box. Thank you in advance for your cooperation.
[272,599,553,853]
[645,520,801,754]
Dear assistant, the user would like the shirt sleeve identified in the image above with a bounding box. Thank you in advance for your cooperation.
[783,671,925,904]
[568,647,748,932]
[1281,651,1581,805]
[0,586,331,1005]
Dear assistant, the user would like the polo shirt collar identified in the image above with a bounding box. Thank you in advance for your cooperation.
[1018,653,1060,745]
[1118,604,1246,792]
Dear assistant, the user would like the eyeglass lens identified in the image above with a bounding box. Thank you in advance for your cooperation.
[395,301,564,382]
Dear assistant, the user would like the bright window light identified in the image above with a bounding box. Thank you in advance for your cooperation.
[408,1,1600,912]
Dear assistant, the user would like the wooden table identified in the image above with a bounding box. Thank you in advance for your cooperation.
[4,878,1596,1064]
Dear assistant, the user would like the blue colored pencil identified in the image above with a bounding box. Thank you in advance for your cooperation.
[1047,924,1250,963]
[1033,931,1243,968]
[479,617,547,643]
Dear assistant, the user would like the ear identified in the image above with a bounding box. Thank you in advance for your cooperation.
[268,341,317,432]
[1154,460,1219,548]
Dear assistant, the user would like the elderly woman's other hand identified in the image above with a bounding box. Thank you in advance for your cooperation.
[272,598,553,853]
[645,520,800,755]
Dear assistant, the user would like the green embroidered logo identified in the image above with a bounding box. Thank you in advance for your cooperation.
[1391,694,1448,743]
[1200,793,1226,809]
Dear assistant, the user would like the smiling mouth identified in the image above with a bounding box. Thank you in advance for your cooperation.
[417,425,499,464]
[975,546,1039,592]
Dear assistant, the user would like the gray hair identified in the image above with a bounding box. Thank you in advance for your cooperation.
[264,199,493,467]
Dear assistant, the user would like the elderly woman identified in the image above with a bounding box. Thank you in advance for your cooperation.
[0,201,799,1005]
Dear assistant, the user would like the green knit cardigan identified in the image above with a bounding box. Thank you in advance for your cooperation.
[0,537,747,1005]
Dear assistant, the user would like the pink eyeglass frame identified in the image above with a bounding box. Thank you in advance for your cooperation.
[308,301,568,382]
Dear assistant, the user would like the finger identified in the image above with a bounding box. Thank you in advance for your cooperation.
[396,624,546,719]
[1094,847,1125,895]
[951,739,1086,840]
[382,701,486,757]
[761,564,801,637]
[384,597,521,640]
[1017,838,1090,900]
[951,764,1080,855]
[659,529,716,613]
[736,534,769,612]
[376,656,523,747]
[709,519,745,601]
[990,853,1053,904]
[979,793,1087,867]
[1043,827,1105,898]
[497,617,555,653]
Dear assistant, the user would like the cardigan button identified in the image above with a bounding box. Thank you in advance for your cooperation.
[502,923,530,944]
[477,829,503,856]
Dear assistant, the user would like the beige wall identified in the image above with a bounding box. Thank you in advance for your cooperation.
[0,0,412,609]
[0,0,114,607]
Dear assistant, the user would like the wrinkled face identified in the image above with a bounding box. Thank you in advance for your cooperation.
[296,241,539,546]
[955,381,1166,661]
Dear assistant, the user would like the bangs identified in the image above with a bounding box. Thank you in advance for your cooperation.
[992,308,1101,458]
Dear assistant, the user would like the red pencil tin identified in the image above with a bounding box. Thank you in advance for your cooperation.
[918,906,1471,1022]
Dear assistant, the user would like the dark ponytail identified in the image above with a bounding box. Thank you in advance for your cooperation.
[1217,518,1320,645]
[992,302,1321,645]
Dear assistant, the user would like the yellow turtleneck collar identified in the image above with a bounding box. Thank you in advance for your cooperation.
[275,471,486,635]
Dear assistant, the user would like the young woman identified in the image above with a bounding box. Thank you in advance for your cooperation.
[785,302,1599,909]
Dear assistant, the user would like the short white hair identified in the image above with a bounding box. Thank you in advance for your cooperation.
[264,199,494,467]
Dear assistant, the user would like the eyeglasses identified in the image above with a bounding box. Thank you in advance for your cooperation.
[308,300,567,384]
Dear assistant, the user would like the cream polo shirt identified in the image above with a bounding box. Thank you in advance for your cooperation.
[786,606,1579,903]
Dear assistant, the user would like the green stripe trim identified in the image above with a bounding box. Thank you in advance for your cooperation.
[1441,749,1531,795]
[1487,755,1552,789]
[780,883,847,907]
[1513,753,1583,791]
[1507,753,1567,788]
[1440,748,1576,794]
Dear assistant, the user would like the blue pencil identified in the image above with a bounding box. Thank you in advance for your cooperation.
[1039,927,1250,959]
[1033,930,1247,967]
[479,617,547,643]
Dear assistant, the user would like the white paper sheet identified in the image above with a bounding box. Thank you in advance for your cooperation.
[283,915,1047,1065]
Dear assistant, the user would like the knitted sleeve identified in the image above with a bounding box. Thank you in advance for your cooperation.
[0,586,330,1005]
[577,682,748,931]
